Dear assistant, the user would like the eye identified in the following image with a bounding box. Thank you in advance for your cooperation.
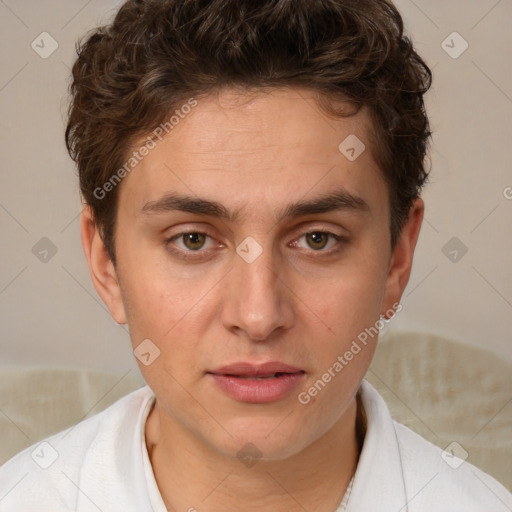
[294,231,342,251]
[168,232,216,252]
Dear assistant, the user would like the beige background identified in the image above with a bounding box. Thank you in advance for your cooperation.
[0,0,511,373]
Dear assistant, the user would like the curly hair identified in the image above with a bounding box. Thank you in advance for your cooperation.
[65,0,432,264]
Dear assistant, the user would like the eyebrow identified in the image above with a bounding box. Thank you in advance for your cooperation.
[140,187,371,222]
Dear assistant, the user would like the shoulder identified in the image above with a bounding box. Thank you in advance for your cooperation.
[354,380,512,511]
[393,420,512,511]
[0,385,153,512]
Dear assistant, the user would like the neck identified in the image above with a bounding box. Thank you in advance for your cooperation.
[145,394,365,512]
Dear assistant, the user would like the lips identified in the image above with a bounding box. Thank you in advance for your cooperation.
[210,362,304,377]
[207,362,305,403]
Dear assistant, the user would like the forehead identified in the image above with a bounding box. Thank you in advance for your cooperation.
[120,87,387,220]
[156,87,370,162]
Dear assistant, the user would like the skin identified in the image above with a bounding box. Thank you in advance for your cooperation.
[81,87,423,511]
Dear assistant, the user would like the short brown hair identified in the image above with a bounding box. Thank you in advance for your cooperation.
[65,0,432,264]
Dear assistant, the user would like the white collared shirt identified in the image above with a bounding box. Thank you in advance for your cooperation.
[1,380,510,511]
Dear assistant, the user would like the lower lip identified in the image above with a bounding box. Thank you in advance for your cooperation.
[209,372,305,403]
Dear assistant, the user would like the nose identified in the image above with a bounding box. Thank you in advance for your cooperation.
[220,242,295,342]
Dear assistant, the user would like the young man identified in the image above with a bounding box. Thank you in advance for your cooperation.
[1,0,510,510]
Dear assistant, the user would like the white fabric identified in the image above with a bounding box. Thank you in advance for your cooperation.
[0,380,510,512]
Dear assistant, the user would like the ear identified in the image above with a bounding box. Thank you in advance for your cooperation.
[80,206,127,324]
[381,198,424,318]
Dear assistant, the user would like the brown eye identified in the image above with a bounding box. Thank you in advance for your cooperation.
[182,232,206,250]
[292,231,343,254]
[165,231,219,260]
[305,232,329,250]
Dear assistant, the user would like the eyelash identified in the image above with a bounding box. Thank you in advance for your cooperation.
[164,230,347,261]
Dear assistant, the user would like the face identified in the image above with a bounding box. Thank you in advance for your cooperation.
[83,87,422,461]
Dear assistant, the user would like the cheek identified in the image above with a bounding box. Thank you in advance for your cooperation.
[120,274,176,340]
[116,236,218,339]
[312,258,387,340]
[297,270,384,423]
[122,279,213,352]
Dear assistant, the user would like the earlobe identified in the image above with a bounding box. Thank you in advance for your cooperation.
[381,198,424,315]
[80,206,127,324]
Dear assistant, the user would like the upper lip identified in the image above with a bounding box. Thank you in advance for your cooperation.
[209,362,304,377]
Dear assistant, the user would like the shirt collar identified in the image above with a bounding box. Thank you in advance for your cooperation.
[75,386,156,511]
[140,395,168,512]
[346,379,408,512]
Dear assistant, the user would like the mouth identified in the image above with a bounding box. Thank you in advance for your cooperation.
[207,362,306,403]
[225,372,302,380]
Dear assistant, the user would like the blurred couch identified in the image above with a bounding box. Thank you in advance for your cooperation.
[1,330,510,490]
